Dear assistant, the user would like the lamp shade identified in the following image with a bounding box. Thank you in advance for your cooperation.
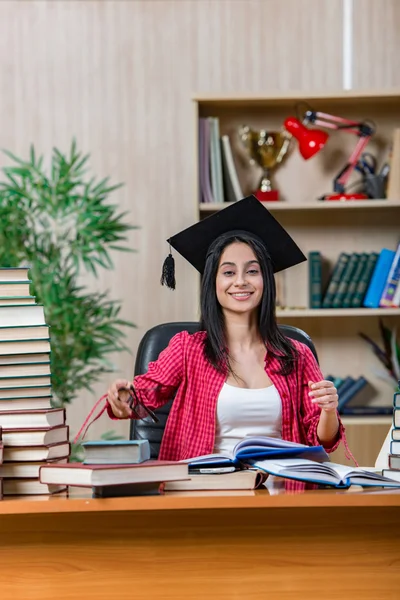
[284,117,329,160]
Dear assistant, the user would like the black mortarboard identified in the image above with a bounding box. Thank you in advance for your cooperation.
[161,195,306,289]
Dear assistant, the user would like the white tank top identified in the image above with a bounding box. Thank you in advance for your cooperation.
[213,383,282,455]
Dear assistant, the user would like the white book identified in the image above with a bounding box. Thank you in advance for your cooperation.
[0,267,30,282]
[0,304,46,327]
[0,353,50,366]
[165,469,264,491]
[0,362,51,377]
[0,407,65,430]
[0,375,51,388]
[3,442,70,462]
[0,325,49,341]
[0,396,52,411]
[2,424,69,447]
[0,282,31,296]
[0,458,68,478]
[0,297,36,305]
[0,339,50,355]
[3,478,67,495]
[0,385,52,399]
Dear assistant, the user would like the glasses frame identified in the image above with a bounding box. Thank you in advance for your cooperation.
[126,384,159,424]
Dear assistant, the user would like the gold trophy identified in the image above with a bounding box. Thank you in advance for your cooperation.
[239,125,291,201]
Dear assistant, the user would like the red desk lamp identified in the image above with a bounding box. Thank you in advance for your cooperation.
[284,110,375,200]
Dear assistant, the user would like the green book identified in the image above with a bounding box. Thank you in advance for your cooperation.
[308,251,322,308]
[332,253,360,308]
[351,252,379,308]
[322,253,350,308]
[342,253,369,308]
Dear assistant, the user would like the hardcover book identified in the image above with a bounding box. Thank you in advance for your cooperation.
[187,436,329,469]
[83,439,150,465]
[39,460,189,488]
[165,469,265,491]
[2,425,69,447]
[255,458,400,488]
[0,408,65,430]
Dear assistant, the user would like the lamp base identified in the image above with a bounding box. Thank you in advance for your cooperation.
[255,190,280,202]
[319,193,369,201]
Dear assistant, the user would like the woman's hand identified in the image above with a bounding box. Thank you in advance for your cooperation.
[308,379,338,413]
[107,379,133,418]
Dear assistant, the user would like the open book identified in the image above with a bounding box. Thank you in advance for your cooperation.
[188,436,329,470]
[254,458,400,488]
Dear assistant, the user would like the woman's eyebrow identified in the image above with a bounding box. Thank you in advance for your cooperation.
[219,259,260,268]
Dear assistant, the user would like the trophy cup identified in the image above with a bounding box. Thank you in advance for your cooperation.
[239,125,291,201]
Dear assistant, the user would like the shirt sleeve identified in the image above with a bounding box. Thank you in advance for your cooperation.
[106,330,186,419]
[299,344,345,452]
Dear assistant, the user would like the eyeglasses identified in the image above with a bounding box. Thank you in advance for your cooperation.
[126,384,159,424]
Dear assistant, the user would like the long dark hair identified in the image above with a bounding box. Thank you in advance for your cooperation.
[199,231,298,376]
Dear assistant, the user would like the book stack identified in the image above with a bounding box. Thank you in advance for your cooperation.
[382,387,400,482]
[0,267,69,496]
[39,439,189,497]
[199,117,243,204]
[308,243,400,309]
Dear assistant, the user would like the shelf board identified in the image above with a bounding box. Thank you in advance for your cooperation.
[193,89,400,110]
[341,416,393,426]
[200,200,400,213]
[276,308,400,318]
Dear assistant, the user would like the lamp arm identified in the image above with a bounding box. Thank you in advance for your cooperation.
[305,110,374,194]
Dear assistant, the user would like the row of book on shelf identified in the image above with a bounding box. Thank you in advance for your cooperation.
[199,116,243,205]
[308,241,400,309]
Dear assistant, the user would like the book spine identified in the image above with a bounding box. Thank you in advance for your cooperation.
[394,408,400,428]
[341,405,393,416]
[363,248,396,308]
[322,253,350,308]
[387,128,400,200]
[308,251,322,308]
[392,281,400,307]
[342,253,368,308]
[335,376,356,409]
[351,253,378,307]
[394,391,400,409]
[332,253,360,308]
[379,242,400,306]
[337,376,368,413]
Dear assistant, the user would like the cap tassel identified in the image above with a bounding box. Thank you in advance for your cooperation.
[161,247,176,290]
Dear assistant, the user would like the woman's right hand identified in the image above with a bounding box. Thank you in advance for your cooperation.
[107,379,133,418]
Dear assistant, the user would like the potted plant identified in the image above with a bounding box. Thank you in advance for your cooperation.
[0,140,135,418]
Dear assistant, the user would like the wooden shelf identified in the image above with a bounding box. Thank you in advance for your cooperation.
[276,308,400,318]
[200,199,400,214]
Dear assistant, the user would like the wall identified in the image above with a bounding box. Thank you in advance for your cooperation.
[0,0,398,440]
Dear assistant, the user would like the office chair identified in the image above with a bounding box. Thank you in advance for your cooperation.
[130,322,318,457]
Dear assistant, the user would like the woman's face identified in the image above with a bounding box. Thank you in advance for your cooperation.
[215,241,264,314]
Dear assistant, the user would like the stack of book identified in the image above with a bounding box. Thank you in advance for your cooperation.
[308,242,400,309]
[382,387,400,482]
[39,439,189,497]
[0,267,69,496]
[199,117,243,205]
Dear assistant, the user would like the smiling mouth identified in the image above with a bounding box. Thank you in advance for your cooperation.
[229,292,253,299]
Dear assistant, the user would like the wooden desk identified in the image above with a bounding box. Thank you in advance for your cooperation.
[1,486,400,600]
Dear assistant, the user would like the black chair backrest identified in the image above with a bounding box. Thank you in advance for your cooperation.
[130,322,318,457]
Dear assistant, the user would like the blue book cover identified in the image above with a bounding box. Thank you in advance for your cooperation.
[363,248,396,308]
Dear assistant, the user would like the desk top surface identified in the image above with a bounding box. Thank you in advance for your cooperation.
[1,483,400,515]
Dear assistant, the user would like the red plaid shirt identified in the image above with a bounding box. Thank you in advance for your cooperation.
[106,331,346,461]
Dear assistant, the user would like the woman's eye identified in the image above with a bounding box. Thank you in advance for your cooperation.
[223,270,235,276]
[247,269,259,275]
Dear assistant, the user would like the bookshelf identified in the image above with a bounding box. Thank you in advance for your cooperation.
[194,89,400,466]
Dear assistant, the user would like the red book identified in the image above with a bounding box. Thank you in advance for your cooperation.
[40,460,189,488]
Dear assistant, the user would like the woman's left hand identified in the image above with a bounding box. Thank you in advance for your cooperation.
[308,380,338,413]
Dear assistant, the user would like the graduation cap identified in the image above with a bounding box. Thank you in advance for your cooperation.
[161,195,306,289]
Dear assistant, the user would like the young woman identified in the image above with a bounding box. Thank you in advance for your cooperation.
[105,198,345,462]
